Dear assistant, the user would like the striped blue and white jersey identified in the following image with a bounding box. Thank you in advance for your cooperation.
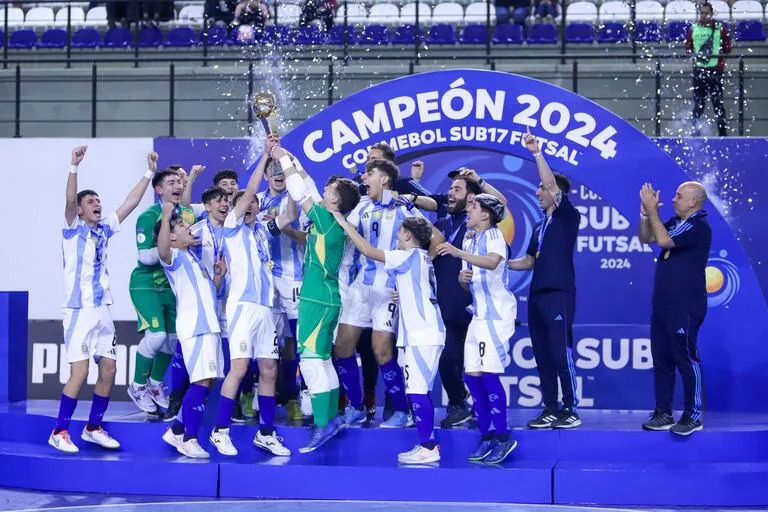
[190,219,229,314]
[255,189,309,282]
[162,248,221,340]
[462,227,517,321]
[222,211,274,308]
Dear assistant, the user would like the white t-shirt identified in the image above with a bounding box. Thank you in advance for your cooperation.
[256,189,309,282]
[462,227,517,321]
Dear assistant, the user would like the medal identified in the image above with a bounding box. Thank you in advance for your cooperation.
[266,260,274,270]
[663,250,670,260]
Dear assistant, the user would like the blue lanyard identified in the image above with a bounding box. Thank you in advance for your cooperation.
[446,214,466,245]
[188,248,210,280]
[207,219,223,261]
[537,215,553,256]
[89,226,106,262]
[259,191,284,215]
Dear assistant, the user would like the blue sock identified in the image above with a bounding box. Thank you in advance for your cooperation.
[86,393,109,430]
[288,319,298,339]
[182,383,208,441]
[258,395,276,434]
[170,342,189,394]
[336,355,363,408]
[216,395,236,430]
[481,373,509,439]
[55,393,77,433]
[380,358,408,412]
[465,375,491,437]
[409,393,435,448]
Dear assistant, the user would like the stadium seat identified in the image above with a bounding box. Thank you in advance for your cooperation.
[201,25,230,46]
[367,4,399,25]
[264,25,292,45]
[597,22,628,42]
[566,2,598,23]
[357,24,389,44]
[38,28,67,48]
[294,24,326,44]
[527,23,557,43]
[177,5,204,26]
[165,26,197,47]
[138,24,162,47]
[9,29,37,49]
[392,24,422,43]
[431,2,464,24]
[636,0,664,21]
[731,0,763,20]
[460,23,490,44]
[0,7,25,28]
[71,27,100,48]
[464,2,496,24]
[23,6,55,27]
[566,22,595,43]
[665,0,697,21]
[665,20,690,41]
[102,26,131,47]
[635,20,661,41]
[426,23,456,44]
[711,0,731,21]
[493,23,524,44]
[599,1,630,23]
[335,3,368,24]
[735,19,766,40]
[327,24,358,44]
[277,4,303,24]
[54,6,85,27]
[84,6,107,27]
[400,2,432,25]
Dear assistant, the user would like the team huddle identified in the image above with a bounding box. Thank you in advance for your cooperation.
[48,127,713,464]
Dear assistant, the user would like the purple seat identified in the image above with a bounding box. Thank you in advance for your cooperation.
[9,29,37,49]
[165,26,197,47]
[735,20,766,41]
[72,27,99,48]
[38,28,68,48]
[566,22,594,43]
[201,25,230,46]
[392,24,420,44]
[493,23,524,44]
[358,24,389,44]
[527,23,558,43]
[635,20,660,42]
[102,27,131,48]
[327,25,357,44]
[263,25,292,45]
[460,23,489,44]
[294,24,325,45]
[426,24,456,44]
[666,21,690,41]
[138,24,162,47]
[597,22,627,43]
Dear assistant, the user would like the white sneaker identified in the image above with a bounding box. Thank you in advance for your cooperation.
[398,444,441,464]
[162,427,183,449]
[299,389,313,416]
[127,383,157,413]
[147,381,169,409]
[210,428,238,456]
[177,438,210,459]
[48,429,79,454]
[253,430,291,456]
[81,427,120,449]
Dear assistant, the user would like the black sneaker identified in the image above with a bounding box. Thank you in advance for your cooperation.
[552,407,582,429]
[231,401,248,424]
[440,404,472,429]
[163,392,184,422]
[642,409,675,431]
[670,415,703,436]
[527,409,560,429]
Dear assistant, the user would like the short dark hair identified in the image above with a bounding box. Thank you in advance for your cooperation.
[453,177,482,196]
[152,213,180,242]
[699,1,713,12]
[202,186,227,204]
[152,169,178,189]
[370,142,395,162]
[213,169,238,186]
[332,177,361,215]
[401,217,432,250]
[553,172,571,194]
[366,159,400,189]
[76,189,98,205]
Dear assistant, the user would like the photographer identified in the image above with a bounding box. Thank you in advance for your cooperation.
[685,2,731,136]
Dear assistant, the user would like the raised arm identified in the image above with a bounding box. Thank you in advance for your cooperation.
[180,164,205,208]
[115,152,157,223]
[272,145,317,214]
[234,138,274,219]
[65,145,87,225]
[435,241,503,270]
[157,201,175,264]
[457,168,509,206]
[331,210,385,263]
[401,193,438,212]
[524,128,561,207]
[640,183,674,249]
[638,185,655,244]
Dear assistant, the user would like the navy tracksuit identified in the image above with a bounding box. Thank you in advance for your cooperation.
[651,210,711,420]
[527,194,581,411]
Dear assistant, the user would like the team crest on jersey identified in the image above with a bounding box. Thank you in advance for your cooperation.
[372,210,383,220]
[137,233,146,244]
[208,360,216,372]
[81,343,88,354]
[385,210,395,220]
[182,211,196,226]
[239,342,247,353]
[151,317,160,329]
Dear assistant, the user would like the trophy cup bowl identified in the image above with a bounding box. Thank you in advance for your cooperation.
[251,91,278,134]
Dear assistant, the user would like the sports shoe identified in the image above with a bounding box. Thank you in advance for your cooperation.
[81,426,120,449]
[163,392,184,422]
[527,409,560,429]
[552,407,582,429]
[398,444,441,464]
[383,394,394,422]
[285,399,303,423]
[485,438,518,464]
[299,389,313,416]
[380,410,414,428]
[162,427,183,449]
[253,430,291,456]
[343,405,367,425]
[671,415,703,436]
[298,423,336,454]
[642,409,675,431]
[48,429,79,454]
[240,392,256,419]
[440,404,472,429]
[177,438,210,459]
[147,381,169,409]
[231,401,248,424]
[364,391,376,420]
[127,383,157,413]
[468,437,498,462]
[210,428,238,456]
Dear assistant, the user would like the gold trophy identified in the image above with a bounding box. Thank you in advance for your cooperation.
[251,90,279,134]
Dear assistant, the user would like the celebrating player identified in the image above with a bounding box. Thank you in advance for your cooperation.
[50,146,157,453]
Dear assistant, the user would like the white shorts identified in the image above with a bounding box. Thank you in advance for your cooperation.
[227,301,279,360]
[404,345,444,395]
[464,316,515,374]
[62,306,116,363]
[338,282,397,333]
[180,333,224,383]
[274,277,301,321]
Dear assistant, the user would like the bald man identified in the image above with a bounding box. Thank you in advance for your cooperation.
[638,181,712,436]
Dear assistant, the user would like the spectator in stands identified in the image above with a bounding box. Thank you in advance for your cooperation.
[496,0,532,26]
[534,0,559,24]
[107,0,138,28]
[141,1,175,24]
[205,0,238,26]
[299,0,337,32]
[234,0,270,31]
[685,1,731,136]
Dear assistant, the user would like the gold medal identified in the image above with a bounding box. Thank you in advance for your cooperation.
[266,260,274,270]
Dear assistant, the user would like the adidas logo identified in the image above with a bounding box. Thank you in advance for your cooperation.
[677,328,686,334]
[554,314,563,321]
[491,407,501,414]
